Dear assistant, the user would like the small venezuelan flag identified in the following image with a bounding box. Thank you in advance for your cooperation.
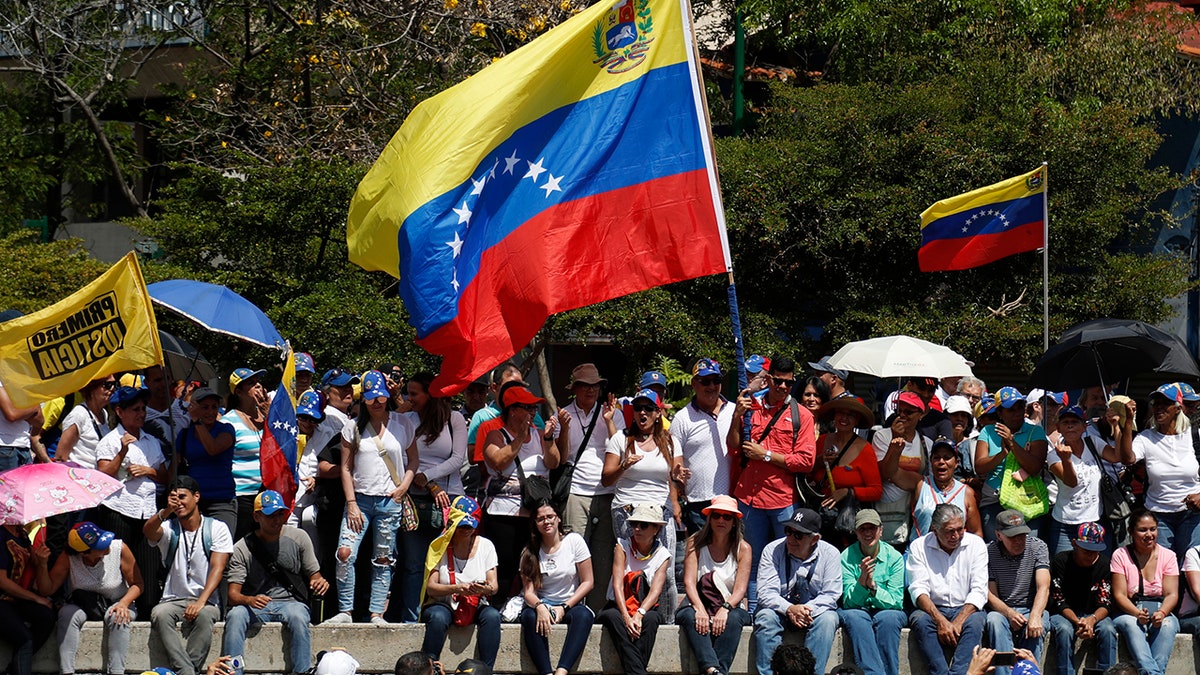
[347,0,730,396]
[919,167,1046,272]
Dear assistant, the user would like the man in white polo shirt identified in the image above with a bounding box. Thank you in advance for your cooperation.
[670,357,733,534]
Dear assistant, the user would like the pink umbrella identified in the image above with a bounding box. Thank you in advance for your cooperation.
[0,463,123,525]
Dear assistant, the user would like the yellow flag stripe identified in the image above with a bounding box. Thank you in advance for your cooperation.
[920,167,1046,227]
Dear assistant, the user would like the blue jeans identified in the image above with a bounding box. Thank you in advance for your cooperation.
[739,502,793,613]
[1179,614,1200,635]
[753,608,838,675]
[520,604,595,675]
[0,445,31,473]
[838,608,906,675]
[676,605,751,673]
[336,494,403,614]
[222,600,312,675]
[389,525,438,622]
[1113,612,1179,675]
[1151,509,1200,562]
[985,608,1049,675]
[1048,614,1117,675]
[421,603,501,668]
[909,606,986,675]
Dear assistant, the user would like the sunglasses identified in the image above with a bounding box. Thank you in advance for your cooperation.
[514,403,538,412]
[696,377,722,386]
[632,403,658,413]
[631,521,658,530]
[101,381,117,390]
[771,377,796,388]
[709,512,735,522]
[786,530,810,540]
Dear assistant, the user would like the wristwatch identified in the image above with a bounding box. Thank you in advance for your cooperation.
[764,451,773,463]
[636,607,647,616]
[720,602,733,611]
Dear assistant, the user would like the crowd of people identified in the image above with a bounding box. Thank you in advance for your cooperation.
[2,349,1199,675]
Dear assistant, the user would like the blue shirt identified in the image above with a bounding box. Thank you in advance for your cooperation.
[176,421,237,500]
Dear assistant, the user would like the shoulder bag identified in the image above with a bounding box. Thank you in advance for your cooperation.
[362,423,419,532]
[1084,436,1134,523]
[551,405,601,510]
[998,435,1049,520]
[500,428,553,512]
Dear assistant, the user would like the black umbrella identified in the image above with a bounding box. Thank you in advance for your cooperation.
[1028,318,1199,391]
[158,329,217,385]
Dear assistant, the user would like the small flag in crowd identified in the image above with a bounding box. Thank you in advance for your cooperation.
[347,0,731,395]
[919,166,1047,272]
[0,252,162,408]
[259,350,299,507]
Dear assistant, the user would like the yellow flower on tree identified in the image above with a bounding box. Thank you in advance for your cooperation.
[470,22,487,37]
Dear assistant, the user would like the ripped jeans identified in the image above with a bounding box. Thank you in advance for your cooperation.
[336,493,403,614]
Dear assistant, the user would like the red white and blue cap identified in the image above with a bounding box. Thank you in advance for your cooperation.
[1057,405,1086,421]
[361,370,391,400]
[1073,522,1107,551]
[451,495,482,529]
[1180,383,1200,402]
[638,371,667,389]
[995,386,1025,408]
[1152,382,1185,404]
[692,358,722,377]
[1012,660,1042,675]
[296,390,325,420]
[68,521,114,553]
[632,389,663,408]
[255,490,288,515]
[110,385,150,408]
[294,352,316,374]
[1046,391,1068,405]
[744,355,768,374]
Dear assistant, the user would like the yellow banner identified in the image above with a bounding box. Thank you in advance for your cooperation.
[0,252,162,407]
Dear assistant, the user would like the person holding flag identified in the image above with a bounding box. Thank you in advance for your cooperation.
[222,368,269,541]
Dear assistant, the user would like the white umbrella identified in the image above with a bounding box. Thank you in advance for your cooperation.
[827,335,974,379]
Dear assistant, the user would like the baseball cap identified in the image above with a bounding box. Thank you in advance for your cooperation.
[978,395,998,416]
[1026,388,1045,403]
[294,352,316,374]
[452,496,482,528]
[930,437,958,456]
[190,386,220,403]
[638,371,667,389]
[1012,659,1043,675]
[854,509,881,529]
[321,368,359,388]
[140,669,177,675]
[119,373,144,388]
[945,395,973,416]
[1046,391,1068,406]
[110,385,150,408]
[996,509,1031,536]
[995,386,1025,408]
[907,376,937,388]
[229,367,266,391]
[896,391,926,412]
[68,522,114,552]
[454,659,493,675]
[1073,522,1107,552]
[784,508,821,535]
[693,358,722,377]
[1057,405,1086,422]
[808,356,848,381]
[254,490,288,515]
[296,390,325,420]
[501,385,545,408]
[168,475,201,494]
[360,370,391,400]
[1151,382,1185,404]
[314,650,359,675]
[745,355,768,374]
[632,388,663,409]
[1181,383,1200,402]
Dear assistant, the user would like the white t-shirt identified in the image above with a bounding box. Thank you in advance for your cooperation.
[1048,445,1103,524]
[1083,427,1126,483]
[1132,429,1200,513]
[95,424,166,519]
[410,410,467,496]
[341,413,417,497]
[605,433,678,508]
[485,428,548,517]
[606,537,672,601]
[0,380,31,448]
[1181,546,1200,617]
[60,404,109,469]
[670,399,734,502]
[872,429,931,504]
[536,532,591,605]
[432,536,498,609]
[561,401,625,497]
[157,517,235,603]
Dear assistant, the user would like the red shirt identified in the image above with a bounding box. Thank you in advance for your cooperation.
[732,396,816,509]
[810,434,884,502]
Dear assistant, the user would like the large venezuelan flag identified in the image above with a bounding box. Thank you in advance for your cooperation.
[919,167,1047,272]
[347,0,731,395]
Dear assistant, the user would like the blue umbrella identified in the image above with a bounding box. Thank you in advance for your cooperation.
[148,280,285,350]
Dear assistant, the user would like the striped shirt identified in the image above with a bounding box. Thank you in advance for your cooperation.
[987,535,1050,609]
[221,410,262,496]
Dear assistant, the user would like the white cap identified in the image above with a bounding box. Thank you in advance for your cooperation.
[945,395,974,416]
[314,650,360,675]
[1026,388,1046,404]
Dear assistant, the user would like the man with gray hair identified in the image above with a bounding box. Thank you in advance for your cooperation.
[955,377,987,408]
[907,503,989,675]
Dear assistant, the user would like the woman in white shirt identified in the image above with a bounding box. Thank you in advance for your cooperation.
[519,503,594,675]
[328,370,417,625]
[1047,406,1123,554]
[599,503,674,675]
[482,384,560,602]
[394,372,468,622]
[55,376,115,468]
[1119,384,1200,562]
[421,497,500,667]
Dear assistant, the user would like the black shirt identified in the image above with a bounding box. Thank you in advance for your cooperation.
[1050,550,1112,616]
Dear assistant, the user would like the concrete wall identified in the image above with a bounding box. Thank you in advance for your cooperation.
[10,622,1198,674]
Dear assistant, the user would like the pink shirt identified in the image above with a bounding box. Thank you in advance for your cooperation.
[1110,545,1179,598]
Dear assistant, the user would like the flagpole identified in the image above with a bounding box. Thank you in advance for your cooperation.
[1041,161,1050,352]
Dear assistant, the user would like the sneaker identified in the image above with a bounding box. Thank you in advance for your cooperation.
[325,611,353,624]
[370,615,389,625]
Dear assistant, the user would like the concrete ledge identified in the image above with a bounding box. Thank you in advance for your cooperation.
[10,622,1198,674]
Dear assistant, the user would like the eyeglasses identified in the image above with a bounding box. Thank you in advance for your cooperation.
[896,407,922,416]
[631,521,658,529]
[514,403,538,412]
[632,404,658,413]
[535,514,557,523]
[965,394,982,402]
[574,382,601,390]
[770,377,796,388]
[786,530,809,540]
[101,381,117,390]
[709,512,735,522]
[696,377,722,386]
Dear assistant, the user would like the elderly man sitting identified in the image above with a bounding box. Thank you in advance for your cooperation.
[907,503,989,675]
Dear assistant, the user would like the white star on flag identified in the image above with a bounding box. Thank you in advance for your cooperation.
[447,231,464,257]
[273,420,283,429]
[470,176,486,196]
[452,202,473,225]
[503,150,521,175]
[524,158,547,182]
[541,174,563,197]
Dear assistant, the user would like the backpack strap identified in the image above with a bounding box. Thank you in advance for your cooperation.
[166,519,181,563]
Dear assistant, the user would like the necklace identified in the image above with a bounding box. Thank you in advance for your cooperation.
[632,539,658,561]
